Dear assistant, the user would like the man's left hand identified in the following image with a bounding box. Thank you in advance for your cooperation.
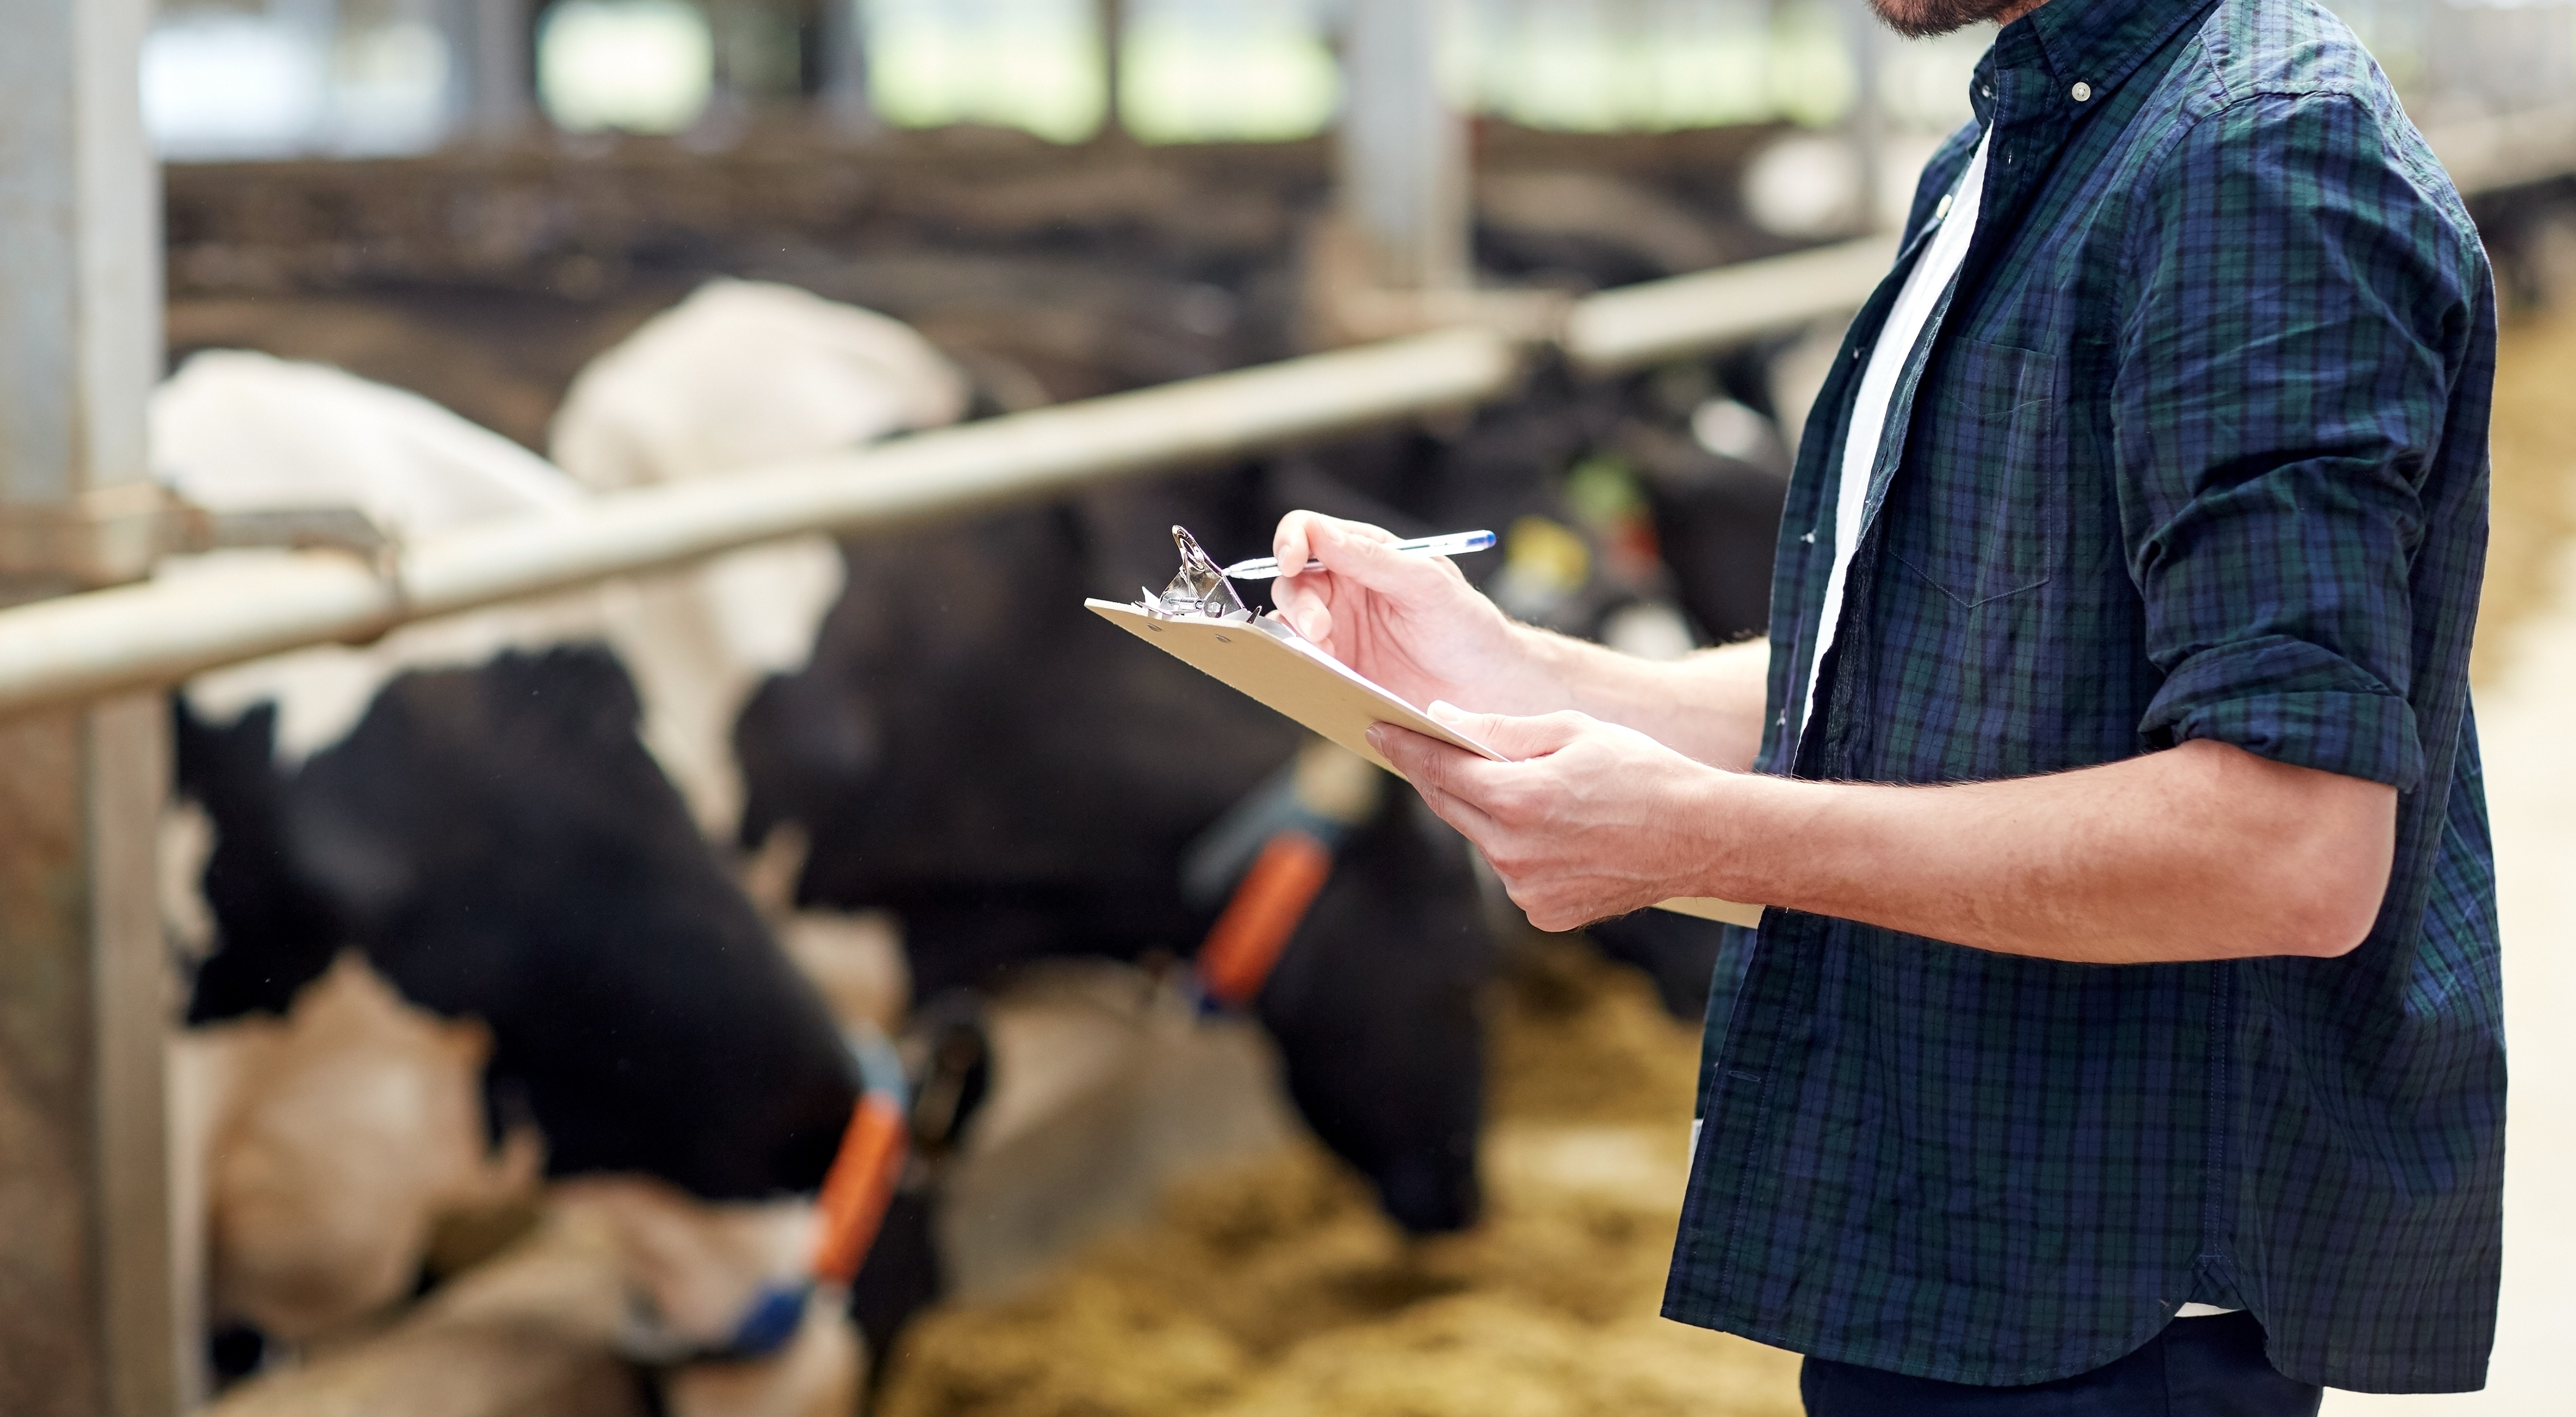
[1367,707,1728,932]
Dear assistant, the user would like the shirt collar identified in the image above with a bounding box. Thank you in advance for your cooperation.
[1970,0,2214,125]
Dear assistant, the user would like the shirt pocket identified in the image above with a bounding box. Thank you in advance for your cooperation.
[1886,338,2067,607]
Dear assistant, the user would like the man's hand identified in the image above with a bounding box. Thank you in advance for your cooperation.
[1368,706,1729,931]
[1271,512,1556,716]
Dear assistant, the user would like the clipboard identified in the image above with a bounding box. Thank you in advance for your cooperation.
[1086,598,1764,930]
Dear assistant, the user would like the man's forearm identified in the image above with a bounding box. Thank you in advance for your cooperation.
[1515,630,1771,773]
[1691,739,2397,963]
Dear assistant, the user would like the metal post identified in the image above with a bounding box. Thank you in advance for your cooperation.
[1839,0,1888,232]
[1338,0,1470,291]
[273,0,343,142]
[0,4,176,1417]
[1099,0,1127,136]
[818,0,876,135]
[449,0,536,140]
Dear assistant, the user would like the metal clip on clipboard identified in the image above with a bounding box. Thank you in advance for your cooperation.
[1138,526,1253,621]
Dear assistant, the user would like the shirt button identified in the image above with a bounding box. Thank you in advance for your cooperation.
[1935,193,1954,220]
[1801,530,1817,544]
[2071,81,2093,102]
[1981,83,1995,99]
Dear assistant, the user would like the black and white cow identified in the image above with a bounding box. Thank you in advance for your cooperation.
[180,644,861,1199]
[154,344,960,1397]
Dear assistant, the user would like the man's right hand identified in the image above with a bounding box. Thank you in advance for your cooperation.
[1271,509,1774,772]
[1268,512,1552,715]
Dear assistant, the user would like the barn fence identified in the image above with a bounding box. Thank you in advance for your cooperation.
[5,88,2570,720]
[0,233,1897,719]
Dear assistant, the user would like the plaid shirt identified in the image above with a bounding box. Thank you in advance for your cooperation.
[1665,0,2501,1394]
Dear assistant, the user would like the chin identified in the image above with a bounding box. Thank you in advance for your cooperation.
[1867,0,2019,40]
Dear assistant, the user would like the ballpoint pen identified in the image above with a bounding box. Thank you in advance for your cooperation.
[1219,529,1498,581]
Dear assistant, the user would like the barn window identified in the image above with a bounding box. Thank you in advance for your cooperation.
[862,0,1106,143]
[1121,0,1341,144]
[538,0,718,135]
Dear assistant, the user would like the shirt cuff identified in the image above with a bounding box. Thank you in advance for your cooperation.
[2140,637,2423,790]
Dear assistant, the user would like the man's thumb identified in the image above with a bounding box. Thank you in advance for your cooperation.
[1426,702,1583,760]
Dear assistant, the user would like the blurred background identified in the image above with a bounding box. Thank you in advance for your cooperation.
[129,0,2576,156]
[8,4,2573,1416]
[140,0,2576,447]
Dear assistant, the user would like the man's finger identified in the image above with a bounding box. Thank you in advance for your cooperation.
[1270,511,1323,585]
[1377,735,1502,845]
[1274,511,1381,585]
[1368,721,1449,783]
[1427,703,1591,760]
[1272,575,1333,643]
[1370,723,1501,812]
[1272,513,1395,645]
[1289,514,1449,597]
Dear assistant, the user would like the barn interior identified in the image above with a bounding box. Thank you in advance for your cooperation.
[4,4,2575,1417]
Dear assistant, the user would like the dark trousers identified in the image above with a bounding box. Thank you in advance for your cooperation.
[1801,1313,2324,1416]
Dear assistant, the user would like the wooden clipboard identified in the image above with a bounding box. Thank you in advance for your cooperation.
[1086,599,1764,929]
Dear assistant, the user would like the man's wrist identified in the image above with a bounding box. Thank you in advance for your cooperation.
[1677,765,1790,909]
[1496,619,1588,715]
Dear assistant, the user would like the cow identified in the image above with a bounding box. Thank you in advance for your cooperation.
[179,643,861,1199]
[153,349,962,1399]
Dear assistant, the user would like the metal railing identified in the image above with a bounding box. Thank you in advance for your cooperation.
[0,236,1894,720]
[3,93,2571,722]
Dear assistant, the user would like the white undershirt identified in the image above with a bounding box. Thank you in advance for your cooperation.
[1799,128,1993,743]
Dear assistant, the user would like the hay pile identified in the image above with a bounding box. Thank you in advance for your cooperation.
[2477,292,2576,682]
[875,942,1799,1417]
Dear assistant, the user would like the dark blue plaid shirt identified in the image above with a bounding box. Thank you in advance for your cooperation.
[1666,0,2501,1393]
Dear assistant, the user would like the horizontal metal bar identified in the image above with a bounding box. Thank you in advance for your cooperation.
[409,324,1521,613]
[1563,234,1898,375]
[0,556,399,716]
[0,326,1521,717]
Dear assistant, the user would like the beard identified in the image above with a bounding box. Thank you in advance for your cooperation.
[1867,0,2026,40]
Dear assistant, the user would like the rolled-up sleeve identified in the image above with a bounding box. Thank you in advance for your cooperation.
[2114,91,2477,791]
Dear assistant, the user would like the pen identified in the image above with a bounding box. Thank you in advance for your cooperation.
[1220,529,1497,581]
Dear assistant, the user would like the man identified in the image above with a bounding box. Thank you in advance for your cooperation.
[1270,0,2502,1410]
